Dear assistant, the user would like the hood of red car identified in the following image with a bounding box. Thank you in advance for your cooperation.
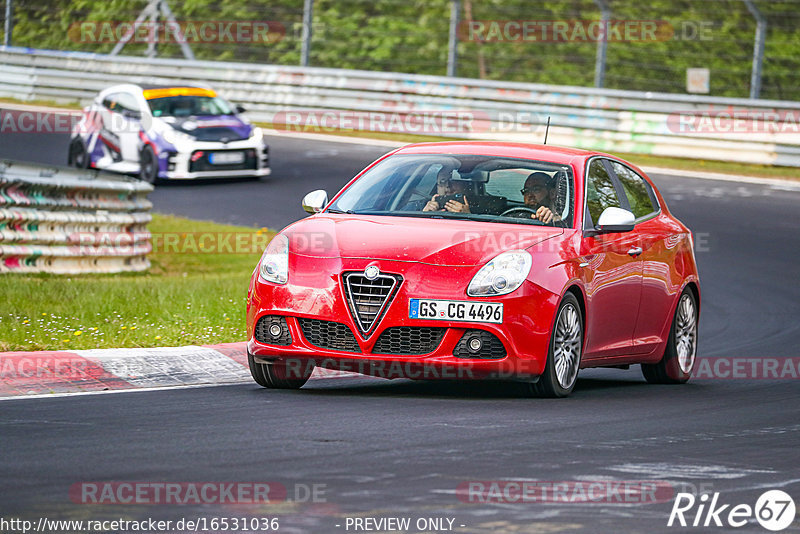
[283,215,563,266]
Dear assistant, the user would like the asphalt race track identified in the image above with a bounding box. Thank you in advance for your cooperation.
[1,127,799,533]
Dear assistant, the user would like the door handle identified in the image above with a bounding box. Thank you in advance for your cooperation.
[627,247,643,257]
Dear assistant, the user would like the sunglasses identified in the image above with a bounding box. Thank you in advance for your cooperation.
[521,185,546,195]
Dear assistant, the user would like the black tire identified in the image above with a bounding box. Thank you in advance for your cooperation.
[69,138,90,169]
[248,353,314,389]
[139,145,159,184]
[530,293,584,398]
[642,288,698,384]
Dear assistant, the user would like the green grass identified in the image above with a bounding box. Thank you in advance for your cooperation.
[0,96,82,109]
[0,214,274,352]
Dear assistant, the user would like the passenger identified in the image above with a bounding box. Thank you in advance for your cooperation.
[521,172,561,224]
[423,167,471,213]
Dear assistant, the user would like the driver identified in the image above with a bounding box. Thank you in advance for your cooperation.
[423,167,471,213]
[521,172,560,224]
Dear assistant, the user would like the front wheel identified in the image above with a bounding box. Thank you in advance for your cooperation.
[642,289,698,384]
[139,145,159,184]
[530,293,583,398]
[248,353,314,389]
[69,138,90,168]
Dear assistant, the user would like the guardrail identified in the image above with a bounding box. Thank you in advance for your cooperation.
[0,160,153,274]
[1,46,800,167]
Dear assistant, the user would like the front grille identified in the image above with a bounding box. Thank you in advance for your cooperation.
[342,272,402,336]
[191,127,248,142]
[298,318,361,353]
[254,315,292,345]
[372,327,447,355]
[453,330,507,359]
[189,149,258,172]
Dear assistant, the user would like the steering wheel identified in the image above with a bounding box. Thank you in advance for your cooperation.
[501,206,539,218]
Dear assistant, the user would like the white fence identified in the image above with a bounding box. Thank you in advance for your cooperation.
[1,46,800,167]
[0,159,152,274]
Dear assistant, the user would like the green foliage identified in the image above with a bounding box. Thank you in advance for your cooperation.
[2,0,799,100]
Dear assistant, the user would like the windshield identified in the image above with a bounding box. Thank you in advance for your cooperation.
[147,95,235,117]
[327,154,575,227]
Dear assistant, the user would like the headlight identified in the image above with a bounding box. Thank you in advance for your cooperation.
[249,126,263,142]
[258,234,289,285]
[161,128,193,146]
[467,250,532,297]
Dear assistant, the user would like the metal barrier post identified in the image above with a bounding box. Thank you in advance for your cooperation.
[301,0,313,67]
[743,0,766,100]
[447,0,460,77]
[3,0,12,47]
[594,0,610,88]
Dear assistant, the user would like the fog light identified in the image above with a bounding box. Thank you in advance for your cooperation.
[268,323,283,337]
[468,336,483,353]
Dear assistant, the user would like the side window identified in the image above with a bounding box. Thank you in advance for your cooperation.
[419,163,446,196]
[610,162,657,219]
[115,92,141,114]
[485,169,527,200]
[585,159,622,226]
[101,94,117,111]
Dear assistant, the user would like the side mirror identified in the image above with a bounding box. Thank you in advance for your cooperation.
[235,104,247,114]
[302,189,328,214]
[588,207,635,235]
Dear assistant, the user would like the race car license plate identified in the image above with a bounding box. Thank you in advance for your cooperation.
[209,151,244,165]
[409,299,503,324]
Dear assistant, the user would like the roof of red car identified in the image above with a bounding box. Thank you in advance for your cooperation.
[394,141,605,165]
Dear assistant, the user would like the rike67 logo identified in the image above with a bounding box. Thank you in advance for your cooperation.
[668,490,796,531]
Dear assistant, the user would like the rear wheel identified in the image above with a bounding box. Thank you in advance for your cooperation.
[69,138,89,168]
[642,289,698,384]
[139,145,159,184]
[530,293,583,398]
[248,353,314,389]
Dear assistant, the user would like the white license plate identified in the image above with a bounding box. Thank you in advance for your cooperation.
[409,299,503,324]
[209,151,244,164]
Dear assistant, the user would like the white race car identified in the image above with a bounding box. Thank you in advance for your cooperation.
[68,83,270,183]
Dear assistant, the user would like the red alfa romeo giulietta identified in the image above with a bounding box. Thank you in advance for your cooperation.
[246,142,700,397]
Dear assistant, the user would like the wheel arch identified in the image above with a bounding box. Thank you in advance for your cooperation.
[683,280,701,316]
[564,284,587,334]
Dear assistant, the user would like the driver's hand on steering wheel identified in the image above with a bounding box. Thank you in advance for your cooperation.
[531,206,554,224]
